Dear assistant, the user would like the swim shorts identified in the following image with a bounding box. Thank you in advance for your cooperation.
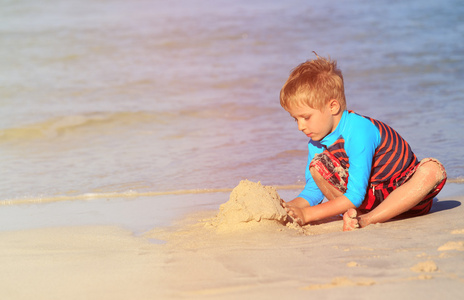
[310,150,447,217]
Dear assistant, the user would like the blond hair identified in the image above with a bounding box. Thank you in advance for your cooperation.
[280,54,346,111]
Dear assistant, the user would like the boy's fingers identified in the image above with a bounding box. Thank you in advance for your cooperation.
[289,215,303,226]
[286,207,297,218]
[280,198,287,208]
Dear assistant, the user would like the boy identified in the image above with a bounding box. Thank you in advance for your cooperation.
[279,54,447,231]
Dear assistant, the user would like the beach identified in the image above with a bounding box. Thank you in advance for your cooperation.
[1,0,464,298]
[1,183,464,299]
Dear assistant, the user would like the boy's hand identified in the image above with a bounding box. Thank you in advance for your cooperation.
[280,197,312,225]
[280,200,304,225]
[284,205,305,226]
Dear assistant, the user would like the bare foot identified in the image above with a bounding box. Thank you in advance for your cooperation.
[284,205,305,226]
[343,208,359,231]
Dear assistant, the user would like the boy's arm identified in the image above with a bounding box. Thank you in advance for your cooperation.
[297,195,355,223]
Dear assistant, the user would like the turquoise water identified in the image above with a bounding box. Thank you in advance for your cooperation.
[0,0,463,220]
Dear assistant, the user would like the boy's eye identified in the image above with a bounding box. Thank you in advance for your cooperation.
[293,116,310,122]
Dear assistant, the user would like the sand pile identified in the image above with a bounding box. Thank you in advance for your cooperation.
[206,180,290,232]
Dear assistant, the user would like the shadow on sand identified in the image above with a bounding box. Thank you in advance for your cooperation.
[429,198,461,214]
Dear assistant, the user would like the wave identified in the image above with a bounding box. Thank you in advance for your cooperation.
[0,111,172,142]
[0,103,278,143]
[0,185,307,206]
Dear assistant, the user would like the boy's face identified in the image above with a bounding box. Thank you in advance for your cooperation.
[286,101,339,142]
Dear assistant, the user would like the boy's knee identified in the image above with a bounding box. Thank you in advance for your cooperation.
[417,158,447,184]
[309,152,348,196]
[309,165,345,199]
[309,165,323,180]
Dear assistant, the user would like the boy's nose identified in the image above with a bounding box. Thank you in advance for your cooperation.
[298,120,306,131]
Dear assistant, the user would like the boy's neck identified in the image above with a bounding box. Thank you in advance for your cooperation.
[322,109,346,143]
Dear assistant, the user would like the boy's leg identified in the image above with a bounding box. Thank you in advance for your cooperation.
[344,159,446,230]
[283,151,346,210]
[283,151,347,223]
[310,166,344,201]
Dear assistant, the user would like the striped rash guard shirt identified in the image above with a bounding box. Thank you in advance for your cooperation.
[298,110,418,207]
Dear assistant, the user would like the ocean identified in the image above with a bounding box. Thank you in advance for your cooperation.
[1,0,463,232]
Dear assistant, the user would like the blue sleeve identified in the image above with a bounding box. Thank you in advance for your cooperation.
[297,142,325,206]
[344,118,381,207]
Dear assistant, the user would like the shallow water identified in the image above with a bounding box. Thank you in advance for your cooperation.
[1,0,463,209]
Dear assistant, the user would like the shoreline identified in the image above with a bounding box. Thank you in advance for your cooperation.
[0,182,462,234]
[2,178,463,207]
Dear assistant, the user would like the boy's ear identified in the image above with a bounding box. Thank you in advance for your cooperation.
[328,99,341,115]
